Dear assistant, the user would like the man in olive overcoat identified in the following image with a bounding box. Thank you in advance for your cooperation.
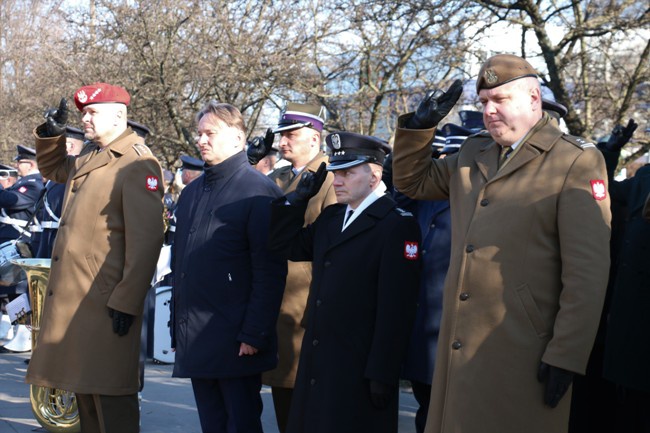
[256,103,336,433]
[26,84,165,433]
[392,54,611,433]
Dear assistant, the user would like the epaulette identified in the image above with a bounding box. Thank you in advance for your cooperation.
[563,134,595,150]
[395,207,413,217]
[133,143,152,156]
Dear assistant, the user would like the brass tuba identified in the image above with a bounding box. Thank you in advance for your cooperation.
[12,258,80,433]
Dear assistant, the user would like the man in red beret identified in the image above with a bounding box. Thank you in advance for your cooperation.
[26,83,165,433]
[392,54,611,433]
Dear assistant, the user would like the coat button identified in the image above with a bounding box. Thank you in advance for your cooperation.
[316,299,322,307]
[71,187,77,193]
[452,340,462,350]
[59,221,65,226]
[48,290,53,296]
[310,379,316,385]
[180,272,186,278]
[480,199,489,206]
[324,261,331,268]
[53,256,59,261]
[459,293,470,301]
[466,245,474,253]
[312,339,319,346]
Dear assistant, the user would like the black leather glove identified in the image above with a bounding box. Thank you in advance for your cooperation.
[369,380,396,409]
[108,308,134,337]
[286,162,328,205]
[43,98,69,137]
[537,361,575,408]
[246,127,275,165]
[604,119,638,152]
[406,79,463,129]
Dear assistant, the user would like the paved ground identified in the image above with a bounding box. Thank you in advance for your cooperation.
[0,351,419,432]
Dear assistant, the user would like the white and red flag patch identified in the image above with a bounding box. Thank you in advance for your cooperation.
[146,176,159,191]
[404,241,419,260]
[590,180,607,201]
[18,186,27,194]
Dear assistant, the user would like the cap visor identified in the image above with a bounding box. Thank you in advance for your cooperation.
[326,159,367,171]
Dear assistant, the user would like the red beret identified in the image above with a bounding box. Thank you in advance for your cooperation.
[74,83,131,111]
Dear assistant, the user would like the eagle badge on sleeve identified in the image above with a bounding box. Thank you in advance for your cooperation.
[404,241,419,260]
[590,180,607,201]
[146,176,159,191]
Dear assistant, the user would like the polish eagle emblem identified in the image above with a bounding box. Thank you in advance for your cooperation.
[590,180,606,201]
[77,90,88,103]
[404,241,419,260]
[146,176,159,191]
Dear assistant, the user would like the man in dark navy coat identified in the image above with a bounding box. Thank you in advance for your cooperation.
[269,131,421,433]
[171,101,287,433]
[596,119,650,432]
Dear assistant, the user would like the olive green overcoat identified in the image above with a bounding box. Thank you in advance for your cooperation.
[393,114,611,433]
[26,127,164,395]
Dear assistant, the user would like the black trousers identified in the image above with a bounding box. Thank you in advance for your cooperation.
[411,381,432,433]
[76,393,139,433]
[270,386,294,433]
[191,375,263,433]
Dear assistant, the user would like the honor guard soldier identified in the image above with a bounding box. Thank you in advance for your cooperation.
[0,145,44,245]
[252,102,337,433]
[392,54,611,433]
[0,164,19,190]
[33,126,84,259]
[164,154,204,247]
[269,131,421,433]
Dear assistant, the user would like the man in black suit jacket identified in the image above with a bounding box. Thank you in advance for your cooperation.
[269,131,421,433]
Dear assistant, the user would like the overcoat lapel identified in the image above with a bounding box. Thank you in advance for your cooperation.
[475,142,499,181]
[325,196,393,252]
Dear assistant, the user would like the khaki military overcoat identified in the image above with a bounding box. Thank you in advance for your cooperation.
[26,127,164,395]
[262,153,336,388]
[393,114,611,433]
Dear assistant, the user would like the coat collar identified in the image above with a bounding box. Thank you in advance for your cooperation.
[203,151,248,183]
[73,128,141,180]
[475,114,562,182]
[325,194,394,252]
[284,153,329,193]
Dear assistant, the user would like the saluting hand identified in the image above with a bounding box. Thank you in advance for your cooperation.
[246,127,275,165]
[406,79,463,130]
[287,161,328,205]
[43,98,69,138]
[605,118,638,152]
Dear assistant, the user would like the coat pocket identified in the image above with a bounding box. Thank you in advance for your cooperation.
[84,254,110,295]
[514,283,549,339]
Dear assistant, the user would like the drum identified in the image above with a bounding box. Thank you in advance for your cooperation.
[153,286,175,364]
[0,241,25,287]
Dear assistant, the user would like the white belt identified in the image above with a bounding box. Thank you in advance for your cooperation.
[0,215,29,227]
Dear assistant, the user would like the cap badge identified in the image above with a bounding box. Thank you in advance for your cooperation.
[332,134,341,150]
[77,90,88,104]
[590,180,606,201]
[404,241,419,260]
[485,68,498,85]
[146,176,159,191]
